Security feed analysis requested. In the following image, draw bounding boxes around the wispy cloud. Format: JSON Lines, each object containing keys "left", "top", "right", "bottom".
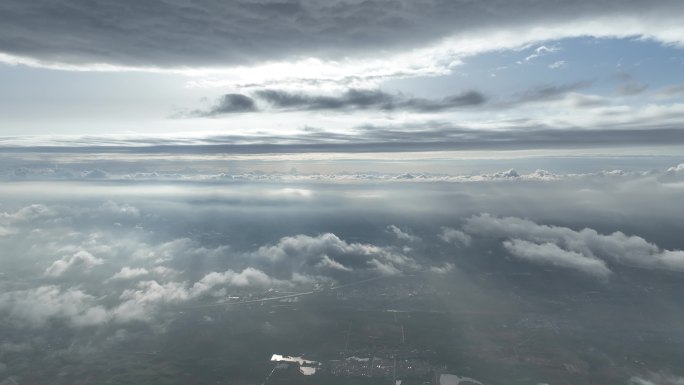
{"left": 548, "top": 60, "right": 566, "bottom": 69}
{"left": 616, "top": 73, "right": 649, "bottom": 96}
{"left": 525, "top": 45, "right": 560, "bottom": 62}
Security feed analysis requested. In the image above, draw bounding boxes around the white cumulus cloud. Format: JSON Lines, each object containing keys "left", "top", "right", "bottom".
{"left": 44, "top": 250, "right": 104, "bottom": 277}
{"left": 386, "top": 225, "right": 421, "bottom": 242}
{"left": 503, "top": 238, "right": 611, "bottom": 278}
{"left": 0, "top": 285, "right": 109, "bottom": 327}
{"left": 462, "top": 214, "right": 684, "bottom": 275}
{"left": 109, "top": 267, "right": 149, "bottom": 281}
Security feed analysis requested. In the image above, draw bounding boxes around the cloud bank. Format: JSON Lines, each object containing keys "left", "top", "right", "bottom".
{"left": 0, "top": 200, "right": 437, "bottom": 328}
{"left": 462, "top": 214, "right": 684, "bottom": 277}
{"left": 3, "top": 126, "right": 684, "bottom": 154}
{"left": 0, "top": 0, "right": 683, "bottom": 74}
{"left": 251, "top": 233, "right": 419, "bottom": 277}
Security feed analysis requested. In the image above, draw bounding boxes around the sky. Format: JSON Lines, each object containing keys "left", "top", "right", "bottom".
{"left": 0, "top": 0, "right": 682, "bottom": 154}
{"left": 2, "top": 2, "right": 684, "bottom": 384}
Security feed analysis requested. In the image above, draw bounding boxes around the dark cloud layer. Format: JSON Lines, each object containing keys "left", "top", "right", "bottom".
{"left": 201, "top": 93, "right": 257, "bottom": 115}
{"left": 192, "top": 81, "right": 605, "bottom": 116}
{"left": 257, "top": 89, "right": 393, "bottom": 111}
{"left": 2, "top": 127, "right": 683, "bottom": 154}
{"left": 255, "top": 89, "right": 486, "bottom": 112}
{"left": 196, "top": 88, "right": 486, "bottom": 115}
{"left": 0, "top": 0, "right": 681, "bottom": 67}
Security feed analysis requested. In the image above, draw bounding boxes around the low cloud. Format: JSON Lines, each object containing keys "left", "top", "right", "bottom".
{"left": 44, "top": 250, "right": 104, "bottom": 277}
{"left": 0, "top": 202, "right": 439, "bottom": 327}
{"left": 1, "top": 169, "right": 683, "bottom": 330}
{"left": 1, "top": 204, "right": 58, "bottom": 223}
{"left": 629, "top": 373, "right": 684, "bottom": 385}
{"left": 462, "top": 214, "right": 684, "bottom": 275}
{"left": 0, "top": 286, "right": 109, "bottom": 328}
{"left": 190, "top": 267, "right": 279, "bottom": 292}
{"left": 503, "top": 238, "right": 611, "bottom": 278}
{"left": 109, "top": 267, "right": 149, "bottom": 281}
{"left": 428, "top": 263, "right": 455, "bottom": 274}
{"left": 2, "top": 266, "right": 286, "bottom": 326}
{"left": 252, "top": 233, "right": 419, "bottom": 278}
{"left": 316, "top": 255, "right": 353, "bottom": 272}
{"left": 386, "top": 225, "right": 421, "bottom": 243}
{"left": 113, "top": 267, "right": 285, "bottom": 322}
{"left": 439, "top": 227, "right": 472, "bottom": 247}
{"left": 666, "top": 163, "right": 684, "bottom": 173}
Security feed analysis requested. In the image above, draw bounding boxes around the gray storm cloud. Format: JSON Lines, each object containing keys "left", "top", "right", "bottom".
{"left": 0, "top": 1, "right": 682, "bottom": 68}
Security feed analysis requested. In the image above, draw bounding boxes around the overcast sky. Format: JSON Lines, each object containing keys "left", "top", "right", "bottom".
{"left": 0, "top": 0, "right": 682, "bottom": 153}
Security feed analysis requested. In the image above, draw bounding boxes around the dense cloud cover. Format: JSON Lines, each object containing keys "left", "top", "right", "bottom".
{"left": 0, "top": 196, "right": 431, "bottom": 328}
{"left": 1, "top": 157, "right": 684, "bottom": 330}
{"left": 0, "top": 0, "right": 683, "bottom": 69}
{"left": 0, "top": 152, "right": 682, "bottom": 383}
{"left": 4, "top": 127, "right": 684, "bottom": 154}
